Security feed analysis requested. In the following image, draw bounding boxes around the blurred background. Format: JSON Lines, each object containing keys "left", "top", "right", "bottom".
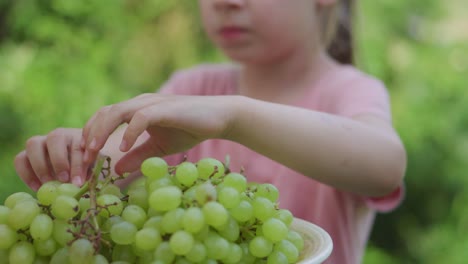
{"left": 0, "top": 0, "right": 467, "bottom": 263}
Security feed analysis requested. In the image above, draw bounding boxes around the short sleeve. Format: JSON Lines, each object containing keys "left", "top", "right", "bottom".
{"left": 334, "top": 78, "right": 392, "bottom": 122}
{"left": 363, "top": 185, "right": 405, "bottom": 213}
{"left": 332, "top": 75, "right": 404, "bottom": 212}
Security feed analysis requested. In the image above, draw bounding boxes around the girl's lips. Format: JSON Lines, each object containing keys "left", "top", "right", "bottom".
{"left": 218, "top": 26, "right": 248, "bottom": 40}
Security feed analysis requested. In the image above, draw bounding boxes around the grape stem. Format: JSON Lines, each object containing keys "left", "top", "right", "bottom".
{"left": 88, "top": 156, "right": 107, "bottom": 230}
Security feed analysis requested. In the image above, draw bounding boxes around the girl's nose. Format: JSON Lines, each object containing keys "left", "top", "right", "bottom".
{"left": 213, "top": 0, "right": 245, "bottom": 11}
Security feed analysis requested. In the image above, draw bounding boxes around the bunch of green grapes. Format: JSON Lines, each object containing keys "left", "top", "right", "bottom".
{"left": 0, "top": 156, "right": 305, "bottom": 264}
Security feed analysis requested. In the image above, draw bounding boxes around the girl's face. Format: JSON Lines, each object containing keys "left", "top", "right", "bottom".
{"left": 199, "top": 0, "right": 331, "bottom": 64}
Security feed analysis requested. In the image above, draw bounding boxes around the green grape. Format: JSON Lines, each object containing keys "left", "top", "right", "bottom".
{"left": 249, "top": 236, "right": 273, "bottom": 258}
{"left": 147, "top": 207, "right": 163, "bottom": 218}
{"left": 267, "top": 251, "right": 289, "bottom": 264}
{"left": 175, "top": 161, "right": 199, "bottom": 187}
{"left": 4, "top": 192, "right": 33, "bottom": 209}
{"left": 135, "top": 228, "right": 161, "bottom": 251}
{"left": 149, "top": 186, "right": 182, "bottom": 212}
{"left": 203, "top": 232, "right": 229, "bottom": 260}
{"left": 222, "top": 243, "right": 243, "bottom": 263}
{"left": 193, "top": 224, "right": 210, "bottom": 241}
{"left": 229, "top": 200, "right": 254, "bottom": 222}
{"left": 223, "top": 172, "right": 247, "bottom": 192}
{"left": 8, "top": 198, "right": 40, "bottom": 230}
{"left": 53, "top": 219, "right": 75, "bottom": 247}
{"left": 274, "top": 240, "right": 299, "bottom": 263}
{"left": 100, "top": 183, "right": 123, "bottom": 197}
{"left": 94, "top": 254, "right": 110, "bottom": 264}
{"left": 127, "top": 176, "right": 146, "bottom": 190}
{"left": 0, "top": 205, "right": 10, "bottom": 224}
{"left": 218, "top": 186, "right": 240, "bottom": 209}
{"left": 36, "top": 181, "right": 60, "bottom": 205}
{"left": 34, "top": 238, "right": 57, "bottom": 256}
{"left": 169, "top": 230, "right": 194, "bottom": 255}
{"left": 143, "top": 216, "right": 163, "bottom": 230}
{"left": 196, "top": 157, "right": 225, "bottom": 180}
{"left": 256, "top": 183, "right": 279, "bottom": 202}
{"left": 174, "top": 257, "right": 192, "bottom": 264}
{"left": 127, "top": 185, "right": 149, "bottom": 210}
{"left": 154, "top": 242, "right": 176, "bottom": 263}
{"left": 195, "top": 181, "right": 217, "bottom": 205}
{"left": 33, "top": 256, "right": 50, "bottom": 264}
{"left": 182, "top": 186, "right": 197, "bottom": 207}
{"left": 57, "top": 183, "right": 80, "bottom": 197}
{"left": 252, "top": 197, "right": 275, "bottom": 222}
{"left": 136, "top": 251, "right": 154, "bottom": 263}
{"left": 0, "top": 250, "right": 7, "bottom": 263}
{"left": 185, "top": 241, "right": 207, "bottom": 262}
{"left": 217, "top": 216, "right": 239, "bottom": 242}
{"left": 121, "top": 205, "right": 147, "bottom": 229}
{"left": 199, "top": 259, "right": 218, "bottom": 264}
{"left": 102, "top": 215, "right": 124, "bottom": 235}
{"left": 79, "top": 196, "right": 91, "bottom": 214}
{"left": 203, "top": 201, "right": 228, "bottom": 228}
{"left": 111, "top": 221, "right": 137, "bottom": 245}
{"left": 147, "top": 176, "right": 174, "bottom": 193}
{"left": 97, "top": 194, "right": 124, "bottom": 217}
{"left": 182, "top": 207, "right": 205, "bottom": 233}
{"left": 9, "top": 241, "right": 35, "bottom": 264}
{"left": 30, "top": 214, "right": 54, "bottom": 241}
{"left": 275, "top": 209, "right": 294, "bottom": 226}
{"left": 286, "top": 230, "right": 305, "bottom": 252}
{"left": 262, "top": 218, "right": 288, "bottom": 242}
{"left": 50, "top": 247, "right": 69, "bottom": 264}
{"left": 0, "top": 224, "right": 18, "bottom": 249}
{"left": 112, "top": 244, "right": 137, "bottom": 262}
{"left": 161, "top": 208, "right": 185, "bottom": 234}
{"left": 51, "top": 195, "right": 80, "bottom": 220}
{"left": 240, "top": 242, "right": 256, "bottom": 264}
{"left": 69, "top": 238, "right": 94, "bottom": 264}
{"left": 141, "top": 157, "right": 168, "bottom": 180}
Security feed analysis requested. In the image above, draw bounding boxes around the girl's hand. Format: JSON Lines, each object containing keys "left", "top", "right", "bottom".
{"left": 14, "top": 128, "right": 90, "bottom": 190}
{"left": 81, "top": 93, "right": 241, "bottom": 175}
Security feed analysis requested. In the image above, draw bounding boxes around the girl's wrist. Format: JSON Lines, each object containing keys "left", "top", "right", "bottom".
{"left": 222, "top": 95, "right": 254, "bottom": 142}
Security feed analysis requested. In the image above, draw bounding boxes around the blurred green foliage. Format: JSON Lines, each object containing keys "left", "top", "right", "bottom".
{"left": 1, "top": 0, "right": 467, "bottom": 263}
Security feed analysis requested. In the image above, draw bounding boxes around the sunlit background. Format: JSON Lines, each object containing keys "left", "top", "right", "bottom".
{"left": 1, "top": 0, "right": 467, "bottom": 263}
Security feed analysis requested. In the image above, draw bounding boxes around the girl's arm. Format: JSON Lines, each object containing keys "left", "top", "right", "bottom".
{"left": 226, "top": 97, "right": 406, "bottom": 197}
{"left": 81, "top": 94, "right": 406, "bottom": 197}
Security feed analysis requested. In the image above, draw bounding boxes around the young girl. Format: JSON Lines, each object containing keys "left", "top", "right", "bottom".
{"left": 14, "top": 0, "right": 407, "bottom": 263}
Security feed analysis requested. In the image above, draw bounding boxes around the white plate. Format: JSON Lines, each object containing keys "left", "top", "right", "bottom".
{"left": 291, "top": 218, "right": 333, "bottom": 264}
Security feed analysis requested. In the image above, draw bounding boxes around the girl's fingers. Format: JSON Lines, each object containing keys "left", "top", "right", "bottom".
{"left": 70, "top": 137, "right": 86, "bottom": 186}
{"left": 120, "top": 109, "right": 155, "bottom": 152}
{"left": 46, "top": 129, "right": 72, "bottom": 183}
{"left": 14, "top": 151, "right": 42, "bottom": 191}
{"left": 115, "top": 138, "right": 167, "bottom": 175}
{"left": 25, "top": 136, "right": 55, "bottom": 183}
{"left": 84, "top": 94, "right": 162, "bottom": 161}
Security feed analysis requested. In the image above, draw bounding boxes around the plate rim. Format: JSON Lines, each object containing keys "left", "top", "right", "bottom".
{"left": 292, "top": 217, "right": 334, "bottom": 264}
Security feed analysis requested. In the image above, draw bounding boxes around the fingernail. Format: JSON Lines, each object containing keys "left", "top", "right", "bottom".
{"left": 72, "top": 176, "right": 83, "bottom": 186}
{"left": 120, "top": 140, "right": 127, "bottom": 151}
{"left": 58, "top": 171, "right": 69, "bottom": 182}
{"left": 89, "top": 138, "right": 97, "bottom": 150}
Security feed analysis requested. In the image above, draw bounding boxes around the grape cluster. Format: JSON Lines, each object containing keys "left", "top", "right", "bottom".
{"left": 0, "top": 156, "right": 304, "bottom": 263}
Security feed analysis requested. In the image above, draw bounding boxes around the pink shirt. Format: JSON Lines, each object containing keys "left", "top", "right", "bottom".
{"left": 159, "top": 64, "right": 404, "bottom": 264}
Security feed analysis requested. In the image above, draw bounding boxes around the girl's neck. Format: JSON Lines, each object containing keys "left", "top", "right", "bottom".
{"left": 237, "top": 49, "right": 339, "bottom": 104}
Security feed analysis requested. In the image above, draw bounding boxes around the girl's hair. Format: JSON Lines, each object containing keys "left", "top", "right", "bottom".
{"left": 321, "top": 0, "right": 355, "bottom": 65}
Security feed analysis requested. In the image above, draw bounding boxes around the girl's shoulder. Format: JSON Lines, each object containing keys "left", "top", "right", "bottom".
{"left": 159, "top": 63, "right": 240, "bottom": 95}
{"left": 318, "top": 65, "right": 391, "bottom": 119}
